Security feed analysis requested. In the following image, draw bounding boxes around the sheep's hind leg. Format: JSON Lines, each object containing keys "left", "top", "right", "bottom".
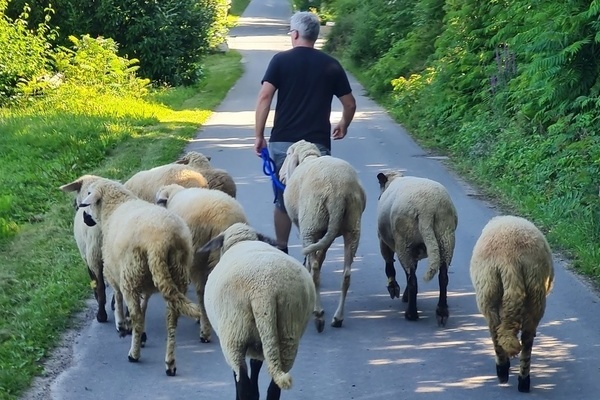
{"left": 164, "top": 302, "right": 180, "bottom": 376}
{"left": 436, "top": 261, "right": 449, "bottom": 326}
{"left": 250, "top": 359, "right": 263, "bottom": 399}
{"left": 196, "top": 264, "right": 213, "bottom": 343}
{"left": 488, "top": 319, "right": 510, "bottom": 384}
{"left": 332, "top": 230, "right": 359, "bottom": 328}
{"left": 139, "top": 294, "right": 149, "bottom": 347}
{"left": 122, "top": 291, "right": 144, "bottom": 363}
{"left": 308, "top": 249, "right": 327, "bottom": 333}
{"left": 112, "top": 290, "right": 129, "bottom": 336}
{"left": 379, "top": 240, "right": 399, "bottom": 299}
{"left": 233, "top": 360, "right": 259, "bottom": 400}
{"left": 397, "top": 251, "right": 418, "bottom": 320}
{"left": 518, "top": 329, "right": 535, "bottom": 392}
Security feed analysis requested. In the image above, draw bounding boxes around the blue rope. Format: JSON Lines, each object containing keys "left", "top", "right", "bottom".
{"left": 261, "top": 147, "right": 286, "bottom": 203}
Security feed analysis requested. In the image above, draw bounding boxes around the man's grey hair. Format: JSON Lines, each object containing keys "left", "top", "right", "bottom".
{"left": 290, "top": 11, "right": 320, "bottom": 42}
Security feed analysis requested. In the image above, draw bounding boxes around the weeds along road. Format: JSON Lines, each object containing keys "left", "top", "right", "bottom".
{"left": 24, "top": 0, "right": 600, "bottom": 399}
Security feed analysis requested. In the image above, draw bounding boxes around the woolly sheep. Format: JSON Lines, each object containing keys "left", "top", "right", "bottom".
{"left": 279, "top": 140, "right": 366, "bottom": 333}
{"left": 175, "top": 151, "right": 237, "bottom": 198}
{"left": 123, "top": 163, "right": 209, "bottom": 202}
{"left": 470, "top": 215, "right": 554, "bottom": 393}
{"left": 199, "top": 222, "right": 316, "bottom": 400}
{"left": 75, "top": 176, "right": 202, "bottom": 376}
{"left": 60, "top": 175, "right": 108, "bottom": 324}
{"left": 376, "top": 170, "right": 458, "bottom": 326}
{"left": 155, "top": 184, "right": 249, "bottom": 343}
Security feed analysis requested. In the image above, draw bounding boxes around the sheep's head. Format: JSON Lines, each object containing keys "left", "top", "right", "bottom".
{"left": 175, "top": 151, "right": 212, "bottom": 170}
{"left": 78, "top": 179, "right": 130, "bottom": 226}
{"left": 197, "top": 222, "right": 280, "bottom": 255}
{"left": 155, "top": 184, "right": 185, "bottom": 207}
{"left": 377, "top": 170, "right": 405, "bottom": 199}
{"left": 60, "top": 175, "right": 105, "bottom": 210}
{"left": 279, "top": 140, "right": 321, "bottom": 184}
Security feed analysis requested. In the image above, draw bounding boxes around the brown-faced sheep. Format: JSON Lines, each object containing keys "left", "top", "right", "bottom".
{"left": 155, "top": 184, "right": 248, "bottom": 343}
{"left": 199, "top": 222, "right": 315, "bottom": 400}
{"left": 279, "top": 140, "right": 366, "bottom": 333}
{"left": 376, "top": 170, "right": 458, "bottom": 326}
{"left": 175, "top": 151, "right": 237, "bottom": 198}
{"left": 470, "top": 215, "right": 554, "bottom": 393}
{"left": 76, "top": 177, "right": 202, "bottom": 376}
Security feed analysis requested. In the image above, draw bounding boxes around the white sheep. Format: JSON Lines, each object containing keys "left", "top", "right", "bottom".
{"left": 155, "top": 184, "right": 249, "bottom": 343}
{"left": 60, "top": 174, "right": 108, "bottom": 324}
{"left": 75, "top": 176, "right": 202, "bottom": 376}
{"left": 198, "top": 222, "right": 315, "bottom": 400}
{"left": 279, "top": 140, "right": 366, "bottom": 332}
{"left": 123, "top": 163, "right": 209, "bottom": 202}
{"left": 470, "top": 215, "right": 554, "bottom": 393}
{"left": 376, "top": 170, "right": 458, "bottom": 326}
{"left": 175, "top": 151, "right": 237, "bottom": 198}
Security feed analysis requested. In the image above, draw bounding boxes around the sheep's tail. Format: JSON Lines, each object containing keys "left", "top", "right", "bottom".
{"left": 301, "top": 199, "right": 345, "bottom": 256}
{"left": 496, "top": 263, "right": 526, "bottom": 357}
{"left": 147, "top": 248, "right": 202, "bottom": 321}
{"left": 252, "top": 296, "right": 292, "bottom": 390}
{"left": 420, "top": 214, "right": 442, "bottom": 282}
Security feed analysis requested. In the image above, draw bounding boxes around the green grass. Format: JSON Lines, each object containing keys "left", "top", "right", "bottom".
{"left": 227, "top": 0, "right": 251, "bottom": 26}
{"left": 0, "top": 49, "right": 243, "bottom": 400}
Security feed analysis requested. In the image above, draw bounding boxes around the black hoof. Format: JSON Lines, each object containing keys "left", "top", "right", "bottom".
{"left": 436, "top": 307, "right": 449, "bottom": 327}
{"left": 200, "top": 337, "right": 210, "bottom": 343}
{"left": 118, "top": 327, "right": 129, "bottom": 338}
{"left": 387, "top": 281, "right": 400, "bottom": 299}
{"left": 518, "top": 375, "right": 530, "bottom": 392}
{"left": 165, "top": 361, "right": 177, "bottom": 376}
{"left": 141, "top": 332, "right": 147, "bottom": 348}
{"left": 331, "top": 318, "right": 343, "bottom": 328}
{"left": 496, "top": 360, "right": 510, "bottom": 383}
{"left": 315, "top": 318, "right": 325, "bottom": 333}
{"left": 128, "top": 355, "right": 139, "bottom": 363}
{"left": 404, "top": 310, "right": 419, "bottom": 321}
{"left": 96, "top": 309, "right": 108, "bottom": 323}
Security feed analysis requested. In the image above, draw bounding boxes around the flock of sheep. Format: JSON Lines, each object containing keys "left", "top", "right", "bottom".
{"left": 59, "top": 140, "right": 555, "bottom": 398}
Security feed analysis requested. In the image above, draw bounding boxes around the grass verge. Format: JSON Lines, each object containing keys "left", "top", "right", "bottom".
{"left": 0, "top": 50, "right": 243, "bottom": 400}
{"left": 227, "top": 0, "right": 251, "bottom": 26}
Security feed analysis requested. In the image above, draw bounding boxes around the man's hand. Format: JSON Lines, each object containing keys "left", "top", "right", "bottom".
{"left": 254, "top": 137, "right": 267, "bottom": 156}
{"left": 332, "top": 123, "right": 347, "bottom": 140}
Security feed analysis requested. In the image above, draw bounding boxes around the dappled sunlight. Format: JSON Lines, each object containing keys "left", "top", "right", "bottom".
{"left": 369, "top": 357, "right": 424, "bottom": 366}
{"left": 439, "top": 375, "right": 498, "bottom": 389}
{"left": 540, "top": 317, "right": 579, "bottom": 328}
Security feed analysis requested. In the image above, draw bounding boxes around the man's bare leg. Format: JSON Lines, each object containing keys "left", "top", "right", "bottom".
{"left": 274, "top": 207, "right": 291, "bottom": 254}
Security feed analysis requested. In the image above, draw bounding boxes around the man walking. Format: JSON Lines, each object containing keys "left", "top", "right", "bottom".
{"left": 254, "top": 11, "right": 357, "bottom": 254}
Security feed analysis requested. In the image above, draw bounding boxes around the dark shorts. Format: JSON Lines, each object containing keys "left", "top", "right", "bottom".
{"left": 269, "top": 141, "right": 330, "bottom": 212}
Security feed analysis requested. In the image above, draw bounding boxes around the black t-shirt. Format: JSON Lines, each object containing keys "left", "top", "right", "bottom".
{"left": 261, "top": 46, "right": 352, "bottom": 150}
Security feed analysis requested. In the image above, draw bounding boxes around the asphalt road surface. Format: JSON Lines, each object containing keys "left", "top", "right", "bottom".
{"left": 26, "top": 0, "right": 600, "bottom": 399}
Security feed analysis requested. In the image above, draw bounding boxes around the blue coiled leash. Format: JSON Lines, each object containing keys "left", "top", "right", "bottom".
{"left": 261, "top": 147, "right": 286, "bottom": 203}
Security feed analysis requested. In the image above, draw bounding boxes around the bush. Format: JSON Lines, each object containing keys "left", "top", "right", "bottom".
{"left": 0, "top": 2, "right": 54, "bottom": 104}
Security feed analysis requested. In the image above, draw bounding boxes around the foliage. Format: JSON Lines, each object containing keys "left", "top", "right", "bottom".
{"left": 327, "top": 0, "right": 600, "bottom": 279}
{"left": 0, "top": 50, "right": 243, "bottom": 399}
{"left": 0, "top": 2, "right": 55, "bottom": 104}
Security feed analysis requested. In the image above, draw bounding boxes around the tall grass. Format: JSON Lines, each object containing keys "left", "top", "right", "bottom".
{"left": 0, "top": 50, "right": 243, "bottom": 400}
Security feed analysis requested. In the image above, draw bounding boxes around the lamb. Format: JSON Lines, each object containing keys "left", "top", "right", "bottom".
{"left": 470, "top": 215, "right": 554, "bottom": 393}
{"left": 279, "top": 140, "right": 366, "bottom": 332}
{"left": 155, "top": 184, "right": 249, "bottom": 343}
{"left": 123, "top": 162, "right": 209, "bottom": 202}
{"left": 175, "top": 151, "right": 237, "bottom": 198}
{"left": 198, "top": 222, "right": 316, "bottom": 400}
{"left": 74, "top": 176, "right": 202, "bottom": 376}
{"left": 60, "top": 175, "right": 108, "bottom": 324}
{"left": 376, "top": 170, "right": 458, "bottom": 326}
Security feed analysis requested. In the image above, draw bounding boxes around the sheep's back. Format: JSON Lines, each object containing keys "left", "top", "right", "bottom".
{"left": 205, "top": 241, "right": 315, "bottom": 341}
{"left": 470, "top": 216, "right": 554, "bottom": 294}
{"left": 124, "top": 165, "right": 208, "bottom": 202}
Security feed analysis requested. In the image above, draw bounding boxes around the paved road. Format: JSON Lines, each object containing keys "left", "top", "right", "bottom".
{"left": 34, "top": 0, "right": 600, "bottom": 399}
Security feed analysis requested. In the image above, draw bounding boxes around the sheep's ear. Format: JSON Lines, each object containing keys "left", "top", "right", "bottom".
{"left": 256, "top": 233, "right": 280, "bottom": 247}
{"left": 60, "top": 179, "right": 82, "bottom": 193}
{"left": 280, "top": 150, "right": 299, "bottom": 184}
{"left": 377, "top": 172, "right": 388, "bottom": 186}
{"left": 206, "top": 155, "right": 211, "bottom": 161}
{"left": 79, "top": 187, "right": 101, "bottom": 208}
{"left": 197, "top": 235, "right": 225, "bottom": 253}
{"left": 155, "top": 189, "right": 168, "bottom": 207}
{"left": 174, "top": 158, "right": 189, "bottom": 165}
